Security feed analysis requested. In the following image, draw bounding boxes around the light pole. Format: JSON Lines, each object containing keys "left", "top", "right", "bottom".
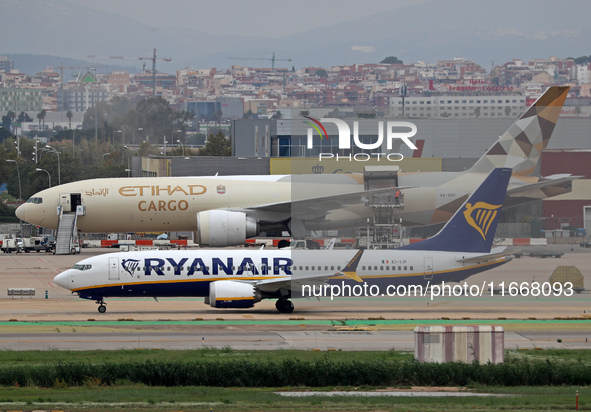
{"left": 125, "top": 168, "right": 132, "bottom": 177}
{"left": 44, "top": 145, "right": 61, "bottom": 185}
{"left": 34, "top": 136, "right": 39, "bottom": 163}
{"left": 124, "top": 146, "right": 139, "bottom": 174}
{"left": 102, "top": 152, "right": 110, "bottom": 164}
{"left": 36, "top": 168, "right": 51, "bottom": 188}
{"left": 177, "top": 139, "right": 185, "bottom": 156}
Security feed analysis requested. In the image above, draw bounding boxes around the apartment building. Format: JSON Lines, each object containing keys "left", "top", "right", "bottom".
{"left": 389, "top": 94, "right": 526, "bottom": 118}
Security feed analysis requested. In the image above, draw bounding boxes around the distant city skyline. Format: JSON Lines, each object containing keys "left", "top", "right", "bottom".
{"left": 3, "top": 0, "right": 590, "bottom": 71}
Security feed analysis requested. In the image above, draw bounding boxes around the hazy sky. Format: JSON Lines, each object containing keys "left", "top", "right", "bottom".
{"left": 67, "top": 0, "right": 431, "bottom": 37}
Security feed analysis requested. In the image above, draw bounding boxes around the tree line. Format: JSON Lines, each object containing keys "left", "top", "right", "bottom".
{"left": 1, "top": 96, "right": 231, "bottom": 203}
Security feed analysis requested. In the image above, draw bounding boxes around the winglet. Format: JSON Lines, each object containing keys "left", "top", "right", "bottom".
{"left": 339, "top": 250, "right": 364, "bottom": 282}
{"left": 324, "top": 238, "right": 336, "bottom": 250}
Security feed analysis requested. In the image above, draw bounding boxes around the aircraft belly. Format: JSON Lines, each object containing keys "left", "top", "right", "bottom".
{"left": 78, "top": 280, "right": 210, "bottom": 298}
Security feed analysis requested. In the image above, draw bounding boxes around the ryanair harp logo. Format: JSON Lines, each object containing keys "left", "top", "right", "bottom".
{"left": 121, "top": 259, "right": 140, "bottom": 277}
{"left": 463, "top": 202, "right": 501, "bottom": 241}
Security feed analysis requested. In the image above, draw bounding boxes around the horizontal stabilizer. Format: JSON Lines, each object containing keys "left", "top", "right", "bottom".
{"left": 507, "top": 175, "right": 581, "bottom": 199}
{"left": 457, "top": 252, "right": 512, "bottom": 265}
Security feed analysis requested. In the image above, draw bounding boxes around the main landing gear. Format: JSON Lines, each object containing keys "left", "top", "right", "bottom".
{"left": 96, "top": 298, "right": 107, "bottom": 313}
{"left": 275, "top": 298, "right": 294, "bottom": 313}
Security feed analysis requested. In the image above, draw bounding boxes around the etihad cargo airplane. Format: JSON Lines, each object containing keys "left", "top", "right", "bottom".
{"left": 17, "top": 87, "right": 574, "bottom": 246}
{"left": 54, "top": 168, "right": 513, "bottom": 314}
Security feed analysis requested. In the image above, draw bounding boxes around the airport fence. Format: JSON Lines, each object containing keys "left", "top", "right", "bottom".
{"left": 0, "top": 358, "right": 590, "bottom": 387}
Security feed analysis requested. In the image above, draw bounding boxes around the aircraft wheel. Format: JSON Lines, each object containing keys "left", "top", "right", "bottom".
{"left": 98, "top": 305, "right": 107, "bottom": 314}
{"left": 275, "top": 299, "right": 294, "bottom": 314}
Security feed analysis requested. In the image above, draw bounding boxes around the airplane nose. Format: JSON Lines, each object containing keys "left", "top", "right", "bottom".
{"left": 54, "top": 271, "right": 70, "bottom": 289}
{"left": 15, "top": 203, "right": 25, "bottom": 220}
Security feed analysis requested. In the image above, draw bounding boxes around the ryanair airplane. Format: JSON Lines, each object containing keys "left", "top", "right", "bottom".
{"left": 54, "top": 168, "right": 513, "bottom": 314}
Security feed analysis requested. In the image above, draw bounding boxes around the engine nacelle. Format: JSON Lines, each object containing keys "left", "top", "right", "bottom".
{"left": 208, "top": 280, "right": 262, "bottom": 309}
{"left": 196, "top": 210, "right": 259, "bottom": 246}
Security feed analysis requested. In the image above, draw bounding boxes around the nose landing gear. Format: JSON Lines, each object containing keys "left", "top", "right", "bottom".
{"left": 96, "top": 298, "right": 107, "bottom": 313}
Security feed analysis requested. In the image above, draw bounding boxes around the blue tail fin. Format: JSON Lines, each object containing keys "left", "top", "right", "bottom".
{"left": 398, "top": 168, "right": 512, "bottom": 253}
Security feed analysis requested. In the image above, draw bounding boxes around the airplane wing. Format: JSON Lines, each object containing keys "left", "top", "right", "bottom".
{"left": 254, "top": 250, "right": 364, "bottom": 293}
{"left": 242, "top": 187, "right": 411, "bottom": 220}
{"left": 506, "top": 175, "right": 580, "bottom": 200}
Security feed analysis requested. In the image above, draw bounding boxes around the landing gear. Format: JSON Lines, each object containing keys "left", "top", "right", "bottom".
{"left": 96, "top": 298, "right": 107, "bottom": 313}
{"left": 275, "top": 298, "right": 294, "bottom": 313}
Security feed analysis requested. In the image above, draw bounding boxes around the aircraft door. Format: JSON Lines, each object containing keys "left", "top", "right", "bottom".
{"left": 59, "top": 193, "right": 82, "bottom": 213}
{"left": 108, "top": 257, "right": 120, "bottom": 280}
{"left": 59, "top": 193, "right": 72, "bottom": 212}
{"left": 423, "top": 257, "right": 433, "bottom": 280}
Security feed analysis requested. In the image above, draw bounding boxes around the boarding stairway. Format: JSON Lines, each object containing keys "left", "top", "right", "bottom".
{"left": 358, "top": 166, "right": 404, "bottom": 249}
{"left": 55, "top": 206, "right": 81, "bottom": 255}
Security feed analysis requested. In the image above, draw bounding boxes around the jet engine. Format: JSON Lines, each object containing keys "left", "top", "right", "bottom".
{"left": 196, "top": 210, "right": 259, "bottom": 246}
{"left": 208, "top": 280, "right": 262, "bottom": 309}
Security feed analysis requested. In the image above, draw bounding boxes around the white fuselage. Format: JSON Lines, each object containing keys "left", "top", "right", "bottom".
{"left": 54, "top": 249, "right": 508, "bottom": 300}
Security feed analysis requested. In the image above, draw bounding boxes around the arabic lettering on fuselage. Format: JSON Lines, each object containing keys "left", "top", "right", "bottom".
{"left": 85, "top": 188, "right": 109, "bottom": 197}
{"left": 122, "top": 256, "right": 293, "bottom": 277}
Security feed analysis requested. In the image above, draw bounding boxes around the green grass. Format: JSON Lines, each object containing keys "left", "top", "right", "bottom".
{"left": 0, "top": 347, "right": 413, "bottom": 366}
{"left": 0, "top": 385, "right": 587, "bottom": 411}
{"left": 0, "top": 349, "right": 590, "bottom": 411}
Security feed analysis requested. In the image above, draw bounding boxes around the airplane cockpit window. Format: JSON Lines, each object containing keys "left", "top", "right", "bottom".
{"left": 72, "top": 264, "right": 91, "bottom": 271}
{"left": 26, "top": 197, "right": 43, "bottom": 204}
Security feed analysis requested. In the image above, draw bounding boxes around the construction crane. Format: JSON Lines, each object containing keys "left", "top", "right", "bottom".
{"left": 228, "top": 52, "right": 292, "bottom": 72}
{"left": 45, "top": 63, "right": 106, "bottom": 84}
{"left": 88, "top": 48, "right": 171, "bottom": 95}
